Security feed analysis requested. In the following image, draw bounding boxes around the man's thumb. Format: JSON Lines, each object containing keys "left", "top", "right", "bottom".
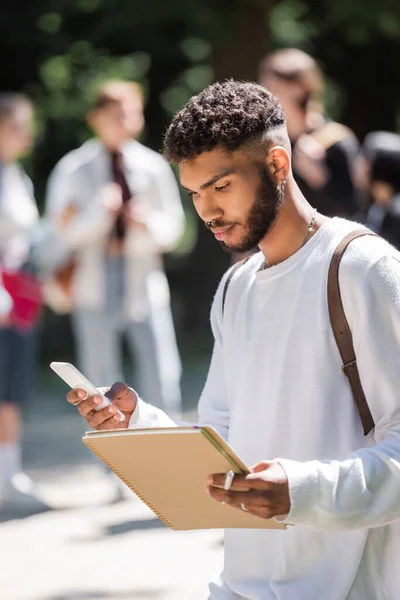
{"left": 105, "top": 382, "right": 136, "bottom": 411}
{"left": 249, "top": 460, "right": 275, "bottom": 474}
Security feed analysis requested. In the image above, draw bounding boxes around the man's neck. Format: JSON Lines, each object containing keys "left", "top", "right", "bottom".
{"left": 258, "top": 182, "right": 329, "bottom": 267}
{"left": 100, "top": 139, "right": 132, "bottom": 153}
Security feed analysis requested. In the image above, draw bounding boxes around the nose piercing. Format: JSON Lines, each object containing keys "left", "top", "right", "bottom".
{"left": 207, "top": 220, "right": 216, "bottom": 228}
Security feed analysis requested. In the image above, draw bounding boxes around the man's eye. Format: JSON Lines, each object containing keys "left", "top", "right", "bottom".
{"left": 215, "top": 183, "right": 229, "bottom": 192}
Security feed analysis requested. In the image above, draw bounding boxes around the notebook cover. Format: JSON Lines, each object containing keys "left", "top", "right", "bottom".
{"left": 82, "top": 426, "right": 286, "bottom": 531}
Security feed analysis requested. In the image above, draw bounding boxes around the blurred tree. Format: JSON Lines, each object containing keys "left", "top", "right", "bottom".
{"left": 2, "top": 0, "right": 400, "bottom": 337}
{"left": 0, "top": 0, "right": 273, "bottom": 333}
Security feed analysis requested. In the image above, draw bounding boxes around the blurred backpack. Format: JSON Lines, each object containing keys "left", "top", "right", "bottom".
{"left": 30, "top": 205, "right": 77, "bottom": 315}
{"left": 1, "top": 260, "right": 43, "bottom": 330}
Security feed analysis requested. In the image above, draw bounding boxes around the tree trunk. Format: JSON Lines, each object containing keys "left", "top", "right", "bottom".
{"left": 211, "top": 1, "right": 273, "bottom": 81}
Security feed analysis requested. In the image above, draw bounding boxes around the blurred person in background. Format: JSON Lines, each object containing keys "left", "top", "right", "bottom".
{"left": 259, "top": 48, "right": 360, "bottom": 219}
{"left": 0, "top": 284, "right": 12, "bottom": 319}
{"left": 0, "top": 93, "right": 48, "bottom": 513}
{"left": 355, "top": 131, "right": 400, "bottom": 249}
{"left": 45, "top": 81, "right": 184, "bottom": 417}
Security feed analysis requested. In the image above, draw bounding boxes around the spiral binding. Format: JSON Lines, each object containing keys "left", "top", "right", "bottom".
{"left": 84, "top": 440, "right": 173, "bottom": 528}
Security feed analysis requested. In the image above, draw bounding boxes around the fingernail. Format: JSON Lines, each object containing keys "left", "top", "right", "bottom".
{"left": 207, "top": 476, "right": 213, "bottom": 485}
{"left": 113, "top": 415, "right": 120, "bottom": 421}
{"left": 108, "top": 406, "right": 114, "bottom": 413}
{"left": 93, "top": 397, "right": 102, "bottom": 405}
{"left": 77, "top": 390, "right": 86, "bottom": 399}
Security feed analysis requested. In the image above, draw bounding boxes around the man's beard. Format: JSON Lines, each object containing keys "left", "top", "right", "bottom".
{"left": 218, "top": 165, "right": 283, "bottom": 254}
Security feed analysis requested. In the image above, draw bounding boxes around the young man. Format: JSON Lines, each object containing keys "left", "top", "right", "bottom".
{"left": 45, "top": 80, "right": 184, "bottom": 416}
{"left": 67, "top": 81, "right": 400, "bottom": 599}
{"left": 258, "top": 48, "right": 360, "bottom": 219}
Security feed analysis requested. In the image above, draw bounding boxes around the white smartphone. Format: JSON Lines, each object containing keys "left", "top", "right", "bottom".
{"left": 50, "top": 361, "right": 125, "bottom": 422}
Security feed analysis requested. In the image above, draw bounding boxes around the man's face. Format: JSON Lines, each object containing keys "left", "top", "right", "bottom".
{"left": 0, "top": 103, "right": 33, "bottom": 161}
{"left": 89, "top": 94, "right": 144, "bottom": 149}
{"left": 180, "top": 147, "right": 282, "bottom": 254}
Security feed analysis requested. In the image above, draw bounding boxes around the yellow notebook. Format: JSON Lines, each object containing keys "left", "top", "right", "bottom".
{"left": 82, "top": 426, "right": 286, "bottom": 531}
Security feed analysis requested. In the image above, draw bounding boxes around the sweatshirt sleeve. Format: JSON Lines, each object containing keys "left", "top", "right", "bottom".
{"left": 278, "top": 253, "right": 400, "bottom": 530}
{"left": 141, "top": 159, "right": 185, "bottom": 252}
{"left": 128, "top": 396, "right": 177, "bottom": 429}
{"left": 128, "top": 268, "right": 233, "bottom": 440}
{"left": 196, "top": 269, "right": 233, "bottom": 441}
{"left": 45, "top": 160, "right": 115, "bottom": 251}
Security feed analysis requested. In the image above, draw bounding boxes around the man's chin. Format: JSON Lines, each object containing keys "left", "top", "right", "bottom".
{"left": 218, "top": 240, "right": 257, "bottom": 255}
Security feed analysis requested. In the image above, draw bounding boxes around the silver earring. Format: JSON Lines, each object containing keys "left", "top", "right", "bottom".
{"left": 280, "top": 176, "right": 287, "bottom": 201}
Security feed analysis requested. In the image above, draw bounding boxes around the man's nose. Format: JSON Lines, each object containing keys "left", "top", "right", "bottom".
{"left": 196, "top": 197, "right": 223, "bottom": 225}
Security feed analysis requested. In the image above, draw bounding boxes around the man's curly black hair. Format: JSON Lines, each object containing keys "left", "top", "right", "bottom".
{"left": 163, "top": 80, "right": 287, "bottom": 163}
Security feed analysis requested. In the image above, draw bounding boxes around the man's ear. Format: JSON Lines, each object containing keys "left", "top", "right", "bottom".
{"left": 265, "top": 146, "right": 290, "bottom": 186}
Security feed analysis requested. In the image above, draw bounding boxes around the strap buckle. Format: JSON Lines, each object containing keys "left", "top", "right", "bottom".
{"left": 341, "top": 359, "right": 357, "bottom": 374}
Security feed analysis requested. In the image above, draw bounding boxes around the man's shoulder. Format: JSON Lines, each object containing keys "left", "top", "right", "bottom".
{"left": 386, "top": 194, "right": 400, "bottom": 220}
{"left": 219, "top": 252, "right": 263, "bottom": 296}
{"left": 211, "top": 253, "right": 262, "bottom": 325}
{"left": 312, "top": 121, "right": 358, "bottom": 151}
{"left": 335, "top": 220, "right": 400, "bottom": 286}
{"left": 52, "top": 139, "right": 100, "bottom": 175}
{"left": 127, "top": 140, "right": 169, "bottom": 170}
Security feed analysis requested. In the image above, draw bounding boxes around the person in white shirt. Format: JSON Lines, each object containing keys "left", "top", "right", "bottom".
{"left": 45, "top": 81, "right": 184, "bottom": 416}
{"left": 0, "top": 93, "right": 49, "bottom": 514}
{"left": 66, "top": 81, "right": 400, "bottom": 599}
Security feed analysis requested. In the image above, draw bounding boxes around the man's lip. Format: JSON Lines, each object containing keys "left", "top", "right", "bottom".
{"left": 212, "top": 225, "right": 234, "bottom": 240}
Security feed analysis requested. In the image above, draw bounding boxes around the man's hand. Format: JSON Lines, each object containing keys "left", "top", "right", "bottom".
{"left": 99, "top": 182, "right": 124, "bottom": 214}
{"left": 66, "top": 381, "right": 137, "bottom": 430}
{"left": 124, "top": 202, "right": 151, "bottom": 231}
{"left": 0, "top": 313, "right": 10, "bottom": 328}
{"left": 207, "top": 460, "right": 290, "bottom": 520}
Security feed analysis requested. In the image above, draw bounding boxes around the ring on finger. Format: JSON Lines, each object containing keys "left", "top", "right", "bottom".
{"left": 224, "top": 470, "right": 235, "bottom": 491}
{"left": 240, "top": 502, "right": 248, "bottom": 512}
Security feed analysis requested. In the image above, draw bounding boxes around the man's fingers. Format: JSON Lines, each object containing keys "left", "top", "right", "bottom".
{"left": 87, "top": 405, "right": 121, "bottom": 428}
{"left": 241, "top": 504, "right": 275, "bottom": 520}
{"left": 208, "top": 473, "right": 268, "bottom": 490}
{"left": 208, "top": 473, "right": 247, "bottom": 488}
{"left": 66, "top": 388, "right": 87, "bottom": 406}
{"left": 207, "top": 486, "right": 273, "bottom": 506}
{"left": 207, "top": 487, "right": 278, "bottom": 520}
{"left": 76, "top": 395, "right": 104, "bottom": 417}
{"left": 92, "top": 414, "right": 123, "bottom": 430}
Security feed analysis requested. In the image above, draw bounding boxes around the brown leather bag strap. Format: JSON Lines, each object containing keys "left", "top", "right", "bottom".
{"left": 327, "top": 230, "right": 378, "bottom": 435}
{"left": 222, "top": 257, "right": 250, "bottom": 315}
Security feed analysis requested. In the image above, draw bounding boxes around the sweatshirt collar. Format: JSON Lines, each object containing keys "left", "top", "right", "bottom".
{"left": 255, "top": 218, "right": 338, "bottom": 282}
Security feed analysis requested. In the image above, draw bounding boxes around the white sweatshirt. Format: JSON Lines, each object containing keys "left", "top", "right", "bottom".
{"left": 129, "top": 217, "right": 400, "bottom": 600}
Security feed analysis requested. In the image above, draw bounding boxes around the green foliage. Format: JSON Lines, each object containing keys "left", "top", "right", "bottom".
{"left": 3, "top": 0, "right": 400, "bottom": 328}
{"left": 3, "top": 0, "right": 400, "bottom": 201}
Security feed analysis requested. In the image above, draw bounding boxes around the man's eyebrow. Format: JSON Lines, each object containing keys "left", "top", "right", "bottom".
{"left": 181, "top": 168, "right": 235, "bottom": 193}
